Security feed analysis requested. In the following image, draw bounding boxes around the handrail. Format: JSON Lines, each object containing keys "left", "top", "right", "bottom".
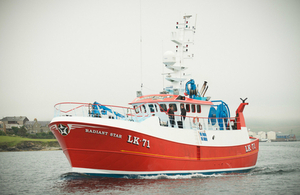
{"left": 53, "top": 102, "right": 242, "bottom": 131}
{"left": 55, "top": 104, "right": 87, "bottom": 114}
{"left": 54, "top": 102, "right": 134, "bottom": 115}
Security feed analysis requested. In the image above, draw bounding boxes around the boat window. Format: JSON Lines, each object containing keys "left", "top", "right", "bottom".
{"left": 142, "top": 105, "right": 146, "bottom": 113}
{"left": 149, "top": 104, "right": 155, "bottom": 113}
{"left": 191, "top": 104, "right": 195, "bottom": 113}
{"left": 197, "top": 105, "right": 201, "bottom": 113}
{"left": 186, "top": 104, "right": 190, "bottom": 112}
{"left": 169, "top": 103, "right": 177, "bottom": 112}
{"left": 159, "top": 104, "right": 167, "bottom": 112}
{"left": 154, "top": 104, "right": 158, "bottom": 112}
{"left": 133, "top": 105, "right": 139, "bottom": 114}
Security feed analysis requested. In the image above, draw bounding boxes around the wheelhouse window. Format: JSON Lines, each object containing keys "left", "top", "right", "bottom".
{"left": 191, "top": 104, "right": 195, "bottom": 113}
{"left": 133, "top": 105, "right": 139, "bottom": 113}
{"left": 148, "top": 104, "right": 155, "bottom": 113}
{"left": 140, "top": 105, "right": 146, "bottom": 113}
{"left": 169, "top": 103, "right": 177, "bottom": 112}
{"left": 186, "top": 104, "right": 190, "bottom": 112}
{"left": 159, "top": 104, "right": 167, "bottom": 112}
{"left": 154, "top": 104, "right": 158, "bottom": 112}
{"left": 197, "top": 105, "right": 201, "bottom": 113}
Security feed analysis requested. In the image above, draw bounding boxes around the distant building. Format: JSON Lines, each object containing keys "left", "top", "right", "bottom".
{"left": 0, "top": 116, "right": 29, "bottom": 130}
{"left": 289, "top": 134, "right": 297, "bottom": 141}
{"left": 257, "top": 131, "right": 266, "bottom": 140}
{"left": 248, "top": 130, "right": 297, "bottom": 142}
{"left": 248, "top": 131, "right": 257, "bottom": 137}
{"left": 267, "top": 131, "right": 276, "bottom": 140}
{"left": 0, "top": 121, "right": 6, "bottom": 133}
{"left": 276, "top": 133, "right": 296, "bottom": 141}
{"left": 24, "top": 118, "right": 50, "bottom": 134}
{"left": 276, "top": 133, "right": 290, "bottom": 141}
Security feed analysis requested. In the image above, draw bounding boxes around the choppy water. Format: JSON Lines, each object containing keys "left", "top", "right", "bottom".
{"left": 0, "top": 142, "right": 299, "bottom": 194}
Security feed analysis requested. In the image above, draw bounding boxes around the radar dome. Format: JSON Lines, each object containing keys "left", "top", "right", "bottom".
{"left": 163, "top": 51, "right": 176, "bottom": 66}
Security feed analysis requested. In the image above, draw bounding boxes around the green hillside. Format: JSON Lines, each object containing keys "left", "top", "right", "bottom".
{"left": 0, "top": 136, "right": 59, "bottom": 151}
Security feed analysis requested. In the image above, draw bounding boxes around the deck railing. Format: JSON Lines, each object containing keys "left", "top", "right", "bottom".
{"left": 167, "top": 114, "right": 237, "bottom": 130}
{"left": 53, "top": 102, "right": 241, "bottom": 131}
{"left": 54, "top": 102, "right": 136, "bottom": 120}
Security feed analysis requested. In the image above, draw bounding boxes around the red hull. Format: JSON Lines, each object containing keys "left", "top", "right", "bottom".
{"left": 50, "top": 120, "right": 259, "bottom": 176}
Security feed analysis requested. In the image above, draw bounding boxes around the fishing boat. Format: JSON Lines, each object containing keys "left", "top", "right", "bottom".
{"left": 49, "top": 14, "right": 259, "bottom": 178}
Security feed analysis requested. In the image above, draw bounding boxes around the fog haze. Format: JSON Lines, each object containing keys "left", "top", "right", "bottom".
{"left": 1, "top": 0, "right": 299, "bottom": 133}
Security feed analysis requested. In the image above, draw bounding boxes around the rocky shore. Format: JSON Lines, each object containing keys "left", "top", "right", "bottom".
{"left": 0, "top": 141, "right": 61, "bottom": 152}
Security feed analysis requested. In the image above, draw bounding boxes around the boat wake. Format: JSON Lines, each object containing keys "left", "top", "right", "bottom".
{"left": 59, "top": 171, "right": 249, "bottom": 180}
{"left": 59, "top": 172, "right": 94, "bottom": 180}
{"left": 59, "top": 165, "right": 300, "bottom": 181}
{"left": 249, "top": 165, "right": 300, "bottom": 176}
{"left": 55, "top": 166, "right": 300, "bottom": 194}
{"left": 55, "top": 172, "right": 248, "bottom": 194}
{"left": 137, "top": 173, "right": 229, "bottom": 179}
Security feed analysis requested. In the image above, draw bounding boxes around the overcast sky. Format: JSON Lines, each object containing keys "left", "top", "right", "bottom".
{"left": 0, "top": 0, "right": 299, "bottom": 132}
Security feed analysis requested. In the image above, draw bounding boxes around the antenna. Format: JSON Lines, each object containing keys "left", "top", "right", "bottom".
{"left": 194, "top": 14, "right": 197, "bottom": 30}
{"left": 240, "top": 98, "right": 248, "bottom": 103}
{"left": 162, "top": 40, "right": 165, "bottom": 90}
{"left": 140, "top": 0, "right": 143, "bottom": 92}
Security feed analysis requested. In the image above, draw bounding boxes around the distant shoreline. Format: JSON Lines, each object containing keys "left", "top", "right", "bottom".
{"left": 259, "top": 140, "right": 300, "bottom": 142}
{"left": 0, "top": 147, "right": 61, "bottom": 152}
{"left": 0, "top": 136, "right": 60, "bottom": 152}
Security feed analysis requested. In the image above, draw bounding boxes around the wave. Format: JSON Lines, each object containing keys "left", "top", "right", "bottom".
{"left": 137, "top": 173, "right": 228, "bottom": 180}
{"left": 249, "top": 166, "right": 300, "bottom": 176}
{"left": 59, "top": 171, "right": 247, "bottom": 180}
{"left": 59, "top": 172, "right": 96, "bottom": 180}
{"left": 59, "top": 164, "right": 300, "bottom": 181}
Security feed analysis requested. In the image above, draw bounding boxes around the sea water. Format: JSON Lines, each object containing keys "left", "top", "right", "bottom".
{"left": 0, "top": 142, "right": 299, "bottom": 195}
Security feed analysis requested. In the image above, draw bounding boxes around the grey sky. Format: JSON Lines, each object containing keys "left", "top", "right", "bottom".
{"left": 1, "top": 0, "right": 300, "bottom": 133}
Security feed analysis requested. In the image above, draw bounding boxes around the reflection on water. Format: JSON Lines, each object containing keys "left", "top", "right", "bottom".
{"left": 55, "top": 172, "right": 250, "bottom": 194}
{"left": 57, "top": 173, "right": 171, "bottom": 194}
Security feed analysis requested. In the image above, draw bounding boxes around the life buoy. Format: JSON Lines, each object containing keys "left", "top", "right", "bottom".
{"left": 193, "top": 117, "right": 196, "bottom": 124}
{"left": 193, "top": 117, "right": 199, "bottom": 124}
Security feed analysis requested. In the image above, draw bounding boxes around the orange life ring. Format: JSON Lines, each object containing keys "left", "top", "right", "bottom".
{"left": 193, "top": 117, "right": 200, "bottom": 125}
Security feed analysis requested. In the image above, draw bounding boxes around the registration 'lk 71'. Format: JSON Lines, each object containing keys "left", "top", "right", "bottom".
{"left": 245, "top": 143, "right": 256, "bottom": 153}
{"left": 127, "top": 135, "right": 150, "bottom": 148}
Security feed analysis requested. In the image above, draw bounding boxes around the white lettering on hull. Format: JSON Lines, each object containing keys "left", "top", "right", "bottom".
{"left": 85, "top": 129, "right": 122, "bottom": 139}
{"left": 245, "top": 143, "right": 256, "bottom": 153}
{"left": 110, "top": 133, "right": 122, "bottom": 139}
{"left": 127, "top": 135, "right": 150, "bottom": 148}
{"left": 85, "top": 129, "right": 108, "bottom": 135}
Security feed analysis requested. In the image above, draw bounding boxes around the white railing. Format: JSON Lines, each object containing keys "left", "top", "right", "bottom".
{"left": 54, "top": 102, "right": 137, "bottom": 121}
{"left": 53, "top": 102, "right": 240, "bottom": 131}
{"left": 170, "top": 114, "right": 236, "bottom": 131}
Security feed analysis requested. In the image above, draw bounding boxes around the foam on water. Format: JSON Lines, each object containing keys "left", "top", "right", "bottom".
{"left": 137, "top": 173, "right": 227, "bottom": 180}
{"left": 60, "top": 171, "right": 251, "bottom": 180}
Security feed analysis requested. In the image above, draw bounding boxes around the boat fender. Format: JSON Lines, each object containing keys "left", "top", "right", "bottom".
{"left": 199, "top": 123, "right": 202, "bottom": 130}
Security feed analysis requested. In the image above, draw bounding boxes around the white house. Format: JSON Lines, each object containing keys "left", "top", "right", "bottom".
{"left": 267, "top": 131, "right": 276, "bottom": 140}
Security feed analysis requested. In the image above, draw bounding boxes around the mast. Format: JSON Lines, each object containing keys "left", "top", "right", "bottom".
{"left": 162, "top": 14, "right": 196, "bottom": 95}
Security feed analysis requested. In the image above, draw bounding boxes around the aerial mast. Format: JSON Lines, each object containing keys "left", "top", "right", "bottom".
{"left": 162, "top": 14, "right": 196, "bottom": 95}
